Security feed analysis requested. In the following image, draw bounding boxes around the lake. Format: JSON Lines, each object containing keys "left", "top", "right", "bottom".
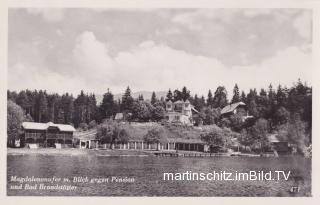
{"left": 7, "top": 152, "right": 311, "bottom": 196}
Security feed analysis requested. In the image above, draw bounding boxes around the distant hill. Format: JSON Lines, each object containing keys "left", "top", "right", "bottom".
{"left": 96, "top": 91, "right": 167, "bottom": 105}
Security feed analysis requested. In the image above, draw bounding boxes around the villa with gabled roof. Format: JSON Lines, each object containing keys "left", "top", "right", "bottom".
{"left": 164, "top": 100, "right": 198, "bottom": 125}
{"left": 220, "top": 102, "right": 253, "bottom": 121}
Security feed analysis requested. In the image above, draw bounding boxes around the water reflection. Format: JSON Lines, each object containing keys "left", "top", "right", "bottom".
{"left": 7, "top": 154, "right": 311, "bottom": 196}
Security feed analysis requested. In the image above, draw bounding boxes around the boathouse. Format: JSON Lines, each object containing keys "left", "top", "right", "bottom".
{"left": 21, "top": 122, "right": 75, "bottom": 148}
{"left": 101, "top": 138, "right": 208, "bottom": 152}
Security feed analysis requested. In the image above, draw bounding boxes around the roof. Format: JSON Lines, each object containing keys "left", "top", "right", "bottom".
{"left": 22, "top": 122, "right": 76, "bottom": 132}
{"left": 173, "top": 100, "right": 184, "bottom": 104}
{"left": 74, "top": 130, "right": 97, "bottom": 140}
{"left": 115, "top": 113, "right": 124, "bottom": 120}
{"left": 221, "top": 102, "right": 246, "bottom": 115}
{"left": 191, "top": 107, "right": 199, "bottom": 113}
{"left": 267, "top": 134, "right": 280, "bottom": 143}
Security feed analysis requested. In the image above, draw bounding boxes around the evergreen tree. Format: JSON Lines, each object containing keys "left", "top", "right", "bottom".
{"left": 138, "top": 94, "right": 144, "bottom": 101}
{"left": 166, "top": 89, "right": 173, "bottom": 101}
{"left": 173, "top": 89, "right": 182, "bottom": 102}
{"left": 181, "top": 86, "right": 190, "bottom": 101}
{"left": 16, "top": 90, "right": 32, "bottom": 115}
{"left": 61, "top": 93, "right": 74, "bottom": 124}
{"left": 36, "top": 90, "right": 48, "bottom": 122}
{"left": 193, "top": 94, "right": 200, "bottom": 111}
{"left": 207, "top": 90, "right": 214, "bottom": 108}
{"left": 199, "top": 95, "right": 206, "bottom": 109}
{"left": 213, "top": 86, "right": 228, "bottom": 108}
{"left": 151, "top": 91, "right": 157, "bottom": 105}
{"left": 276, "top": 85, "right": 287, "bottom": 106}
{"left": 240, "top": 91, "right": 246, "bottom": 103}
{"left": 73, "top": 90, "right": 87, "bottom": 127}
{"left": 100, "top": 89, "right": 115, "bottom": 119}
{"left": 121, "top": 86, "right": 134, "bottom": 113}
{"left": 231, "top": 84, "right": 240, "bottom": 103}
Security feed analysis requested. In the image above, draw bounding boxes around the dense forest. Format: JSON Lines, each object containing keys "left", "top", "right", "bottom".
{"left": 7, "top": 79, "right": 312, "bottom": 153}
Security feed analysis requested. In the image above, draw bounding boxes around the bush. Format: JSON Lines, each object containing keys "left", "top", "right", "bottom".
{"left": 88, "top": 120, "right": 97, "bottom": 129}
{"left": 143, "top": 127, "right": 167, "bottom": 144}
{"left": 78, "top": 122, "right": 88, "bottom": 131}
{"left": 7, "top": 100, "right": 25, "bottom": 147}
{"left": 96, "top": 120, "right": 129, "bottom": 148}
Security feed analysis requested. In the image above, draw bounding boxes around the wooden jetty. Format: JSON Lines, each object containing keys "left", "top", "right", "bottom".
{"left": 153, "top": 151, "right": 227, "bottom": 157}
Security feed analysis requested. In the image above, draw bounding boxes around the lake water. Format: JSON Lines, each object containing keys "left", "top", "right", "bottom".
{"left": 7, "top": 153, "right": 311, "bottom": 196}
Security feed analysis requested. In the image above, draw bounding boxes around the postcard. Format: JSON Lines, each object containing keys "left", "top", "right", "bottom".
{"left": 2, "top": 0, "right": 320, "bottom": 203}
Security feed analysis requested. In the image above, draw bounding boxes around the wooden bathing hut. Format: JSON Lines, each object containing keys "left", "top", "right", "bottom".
{"left": 21, "top": 122, "right": 75, "bottom": 148}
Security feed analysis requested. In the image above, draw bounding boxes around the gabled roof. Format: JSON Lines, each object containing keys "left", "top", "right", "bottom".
{"left": 267, "top": 134, "right": 280, "bottom": 143}
{"left": 173, "top": 100, "right": 184, "bottom": 104}
{"left": 221, "top": 102, "right": 246, "bottom": 115}
{"left": 22, "top": 122, "right": 76, "bottom": 132}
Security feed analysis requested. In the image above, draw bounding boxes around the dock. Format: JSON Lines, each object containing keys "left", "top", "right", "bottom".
{"left": 153, "top": 151, "right": 228, "bottom": 157}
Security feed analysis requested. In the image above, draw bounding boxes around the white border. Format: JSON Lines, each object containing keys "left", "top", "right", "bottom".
{"left": 1, "top": 0, "right": 320, "bottom": 204}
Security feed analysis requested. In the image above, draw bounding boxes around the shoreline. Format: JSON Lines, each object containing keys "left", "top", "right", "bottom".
{"left": 6, "top": 148, "right": 289, "bottom": 158}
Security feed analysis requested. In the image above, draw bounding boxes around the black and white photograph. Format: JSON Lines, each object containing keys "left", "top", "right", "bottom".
{"left": 6, "top": 5, "right": 314, "bottom": 197}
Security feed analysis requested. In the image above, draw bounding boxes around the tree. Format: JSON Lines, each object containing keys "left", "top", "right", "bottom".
{"left": 7, "top": 100, "right": 25, "bottom": 147}
{"left": 61, "top": 93, "right": 74, "bottom": 124}
{"left": 240, "top": 91, "right": 247, "bottom": 104}
{"left": 247, "top": 118, "right": 269, "bottom": 152}
{"left": 276, "top": 85, "right": 287, "bottom": 107}
{"left": 199, "top": 107, "right": 220, "bottom": 125}
{"left": 152, "top": 105, "right": 165, "bottom": 121}
{"left": 151, "top": 91, "right": 157, "bottom": 105}
{"left": 88, "top": 120, "right": 97, "bottom": 129}
{"left": 200, "top": 127, "right": 225, "bottom": 147}
{"left": 207, "top": 90, "right": 214, "bottom": 108}
{"left": 166, "top": 89, "right": 173, "bottom": 101}
{"left": 193, "top": 94, "right": 201, "bottom": 111}
{"left": 237, "top": 130, "right": 255, "bottom": 151}
{"left": 121, "top": 86, "right": 134, "bottom": 113}
{"left": 173, "top": 89, "right": 182, "bottom": 102}
{"left": 16, "top": 90, "right": 32, "bottom": 115}
{"left": 131, "top": 100, "right": 152, "bottom": 122}
{"left": 36, "top": 90, "right": 48, "bottom": 122}
{"left": 230, "top": 114, "right": 244, "bottom": 132}
{"left": 143, "top": 127, "right": 167, "bottom": 149}
{"left": 73, "top": 90, "right": 87, "bottom": 126}
{"left": 96, "top": 120, "right": 129, "bottom": 148}
{"left": 138, "top": 94, "right": 144, "bottom": 101}
{"left": 100, "top": 89, "right": 115, "bottom": 119}
{"left": 213, "top": 86, "right": 228, "bottom": 108}
{"left": 231, "top": 84, "right": 240, "bottom": 103}
{"left": 198, "top": 95, "right": 206, "bottom": 110}
{"left": 181, "top": 86, "right": 190, "bottom": 101}
{"left": 274, "top": 106, "right": 290, "bottom": 125}
{"left": 286, "top": 114, "right": 310, "bottom": 154}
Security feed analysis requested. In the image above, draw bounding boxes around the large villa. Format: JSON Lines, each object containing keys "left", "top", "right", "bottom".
{"left": 164, "top": 100, "right": 199, "bottom": 125}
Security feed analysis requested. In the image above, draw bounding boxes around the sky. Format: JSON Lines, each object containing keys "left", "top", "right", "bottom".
{"left": 8, "top": 8, "right": 313, "bottom": 98}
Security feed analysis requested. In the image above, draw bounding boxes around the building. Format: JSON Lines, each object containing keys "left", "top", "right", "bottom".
{"left": 267, "top": 134, "right": 296, "bottom": 155}
{"left": 101, "top": 138, "right": 208, "bottom": 152}
{"left": 220, "top": 102, "right": 253, "bottom": 121}
{"left": 74, "top": 130, "right": 99, "bottom": 149}
{"left": 114, "top": 113, "right": 124, "bottom": 121}
{"left": 21, "top": 122, "right": 75, "bottom": 148}
{"left": 164, "top": 100, "right": 199, "bottom": 125}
